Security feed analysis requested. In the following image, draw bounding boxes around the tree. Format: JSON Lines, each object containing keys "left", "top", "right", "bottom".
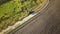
{"left": 33, "top": 0, "right": 37, "bottom": 3}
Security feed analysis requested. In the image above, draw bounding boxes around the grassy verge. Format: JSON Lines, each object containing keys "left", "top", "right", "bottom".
{"left": 0, "top": 0, "right": 43, "bottom": 32}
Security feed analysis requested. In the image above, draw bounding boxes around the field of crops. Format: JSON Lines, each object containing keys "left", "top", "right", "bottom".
{"left": 0, "top": 0, "right": 43, "bottom": 32}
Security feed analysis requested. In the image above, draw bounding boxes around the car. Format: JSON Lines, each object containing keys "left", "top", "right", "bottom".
{"left": 29, "top": 11, "right": 35, "bottom": 15}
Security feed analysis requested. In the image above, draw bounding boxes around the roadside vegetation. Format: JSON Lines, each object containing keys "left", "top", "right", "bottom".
{"left": 0, "top": 0, "right": 43, "bottom": 32}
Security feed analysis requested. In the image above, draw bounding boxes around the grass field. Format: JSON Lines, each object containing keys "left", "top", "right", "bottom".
{"left": 0, "top": 0, "right": 43, "bottom": 32}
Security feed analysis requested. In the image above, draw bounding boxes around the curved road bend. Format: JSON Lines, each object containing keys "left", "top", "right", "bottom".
{"left": 8, "top": 0, "right": 60, "bottom": 34}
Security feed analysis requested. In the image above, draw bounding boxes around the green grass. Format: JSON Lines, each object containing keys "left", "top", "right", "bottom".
{"left": 0, "top": 0, "right": 42, "bottom": 32}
